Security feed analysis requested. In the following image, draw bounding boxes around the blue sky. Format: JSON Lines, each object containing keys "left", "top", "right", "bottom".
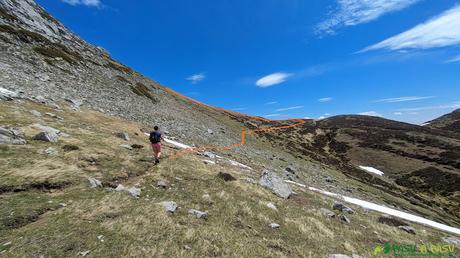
{"left": 37, "top": 0, "right": 460, "bottom": 124}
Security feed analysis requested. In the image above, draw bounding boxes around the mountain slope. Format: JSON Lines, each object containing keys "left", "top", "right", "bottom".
{"left": 426, "top": 108, "right": 460, "bottom": 132}
{"left": 1, "top": 1, "right": 460, "bottom": 257}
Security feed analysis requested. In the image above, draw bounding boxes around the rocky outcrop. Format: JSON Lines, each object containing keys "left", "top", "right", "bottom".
{"left": 0, "top": 127, "right": 26, "bottom": 145}
{"left": 259, "top": 170, "right": 292, "bottom": 199}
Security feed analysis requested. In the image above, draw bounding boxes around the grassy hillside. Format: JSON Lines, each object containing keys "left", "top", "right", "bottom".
{"left": 0, "top": 100, "right": 457, "bottom": 257}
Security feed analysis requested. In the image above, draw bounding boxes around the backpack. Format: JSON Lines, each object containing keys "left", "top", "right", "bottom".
{"left": 149, "top": 131, "right": 161, "bottom": 144}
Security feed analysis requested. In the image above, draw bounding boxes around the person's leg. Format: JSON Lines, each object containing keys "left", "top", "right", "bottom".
{"left": 151, "top": 144, "right": 158, "bottom": 162}
{"left": 153, "top": 143, "right": 161, "bottom": 164}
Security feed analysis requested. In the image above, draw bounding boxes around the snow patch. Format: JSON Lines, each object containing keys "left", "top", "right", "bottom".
{"left": 359, "top": 166, "right": 384, "bottom": 176}
{"left": 285, "top": 180, "right": 460, "bottom": 236}
{"left": 164, "top": 138, "right": 192, "bottom": 149}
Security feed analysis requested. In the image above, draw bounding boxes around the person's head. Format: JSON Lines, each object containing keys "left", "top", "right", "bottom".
{"left": 154, "top": 126, "right": 159, "bottom": 131}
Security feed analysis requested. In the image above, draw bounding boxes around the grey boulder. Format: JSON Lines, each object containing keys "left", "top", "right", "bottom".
{"left": 159, "top": 201, "right": 177, "bottom": 213}
{"left": 320, "top": 208, "right": 336, "bottom": 218}
{"left": 259, "top": 170, "right": 292, "bottom": 199}
{"left": 188, "top": 209, "right": 208, "bottom": 219}
{"left": 88, "top": 178, "right": 102, "bottom": 188}
{"left": 33, "top": 131, "right": 59, "bottom": 143}
{"left": 332, "top": 202, "right": 354, "bottom": 214}
{"left": 269, "top": 223, "right": 280, "bottom": 229}
{"left": 0, "top": 127, "right": 26, "bottom": 145}
{"left": 0, "top": 87, "right": 18, "bottom": 100}
{"left": 115, "top": 132, "right": 130, "bottom": 141}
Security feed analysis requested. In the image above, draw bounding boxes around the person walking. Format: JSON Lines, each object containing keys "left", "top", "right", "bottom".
{"left": 149, "top": 126, "right": 163, "bottom": 164}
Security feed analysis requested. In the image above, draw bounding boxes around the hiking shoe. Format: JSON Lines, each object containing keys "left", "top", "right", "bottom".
{"left": 155, "top": 158, "right": 160, "bottom": 164}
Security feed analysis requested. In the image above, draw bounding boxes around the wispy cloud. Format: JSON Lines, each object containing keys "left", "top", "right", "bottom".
{"left": 393, "top": 112, "right": 403, "bottom": 115}
{"left": 358, "top": 111, "right": 383, "bottom": 117}
{"left": 375, "top": 96, "right": 434, "bottom": 103}
{"left": 397, "top": 102, "right": 460, "bottom": 112}
{"left": 275, "top": 106, "right": 304, "bottom": 112}
{"left": 256, "top": 72, "right": 292, "bottom": 88}
{"left": 186, "top": 73, "right": 205, "bottom": 84}
{"left": 61, "top": 0, "right": 101, "bottom": 7}
{"left": 265, "top": 101, "right": 278, "bottom": 105}
{"left": 446, "top": 54, "right": 460, "bottom": 63}
{"left": 264, "top": 114, "right": 281, "bottom": 118}
{"left": 361, "top": 5, "right": 460, "bottom": 52}
{"left": 318, "top": 97, "right": 333, "bottom": 102}
{"left": 231, "top": 107, "right": 246, "bottom": 111}
{"left": 316, "top": 0, "right": 419, "bottom": 35}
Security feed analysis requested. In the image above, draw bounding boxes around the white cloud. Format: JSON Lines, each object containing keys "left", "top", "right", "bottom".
{"left": 358, "top": 111, "right": 383, "bottom": 117}
{"left": 186, "top": 73, "right": 205, "bottom": 84}
{"left": 275, "top": 106, "right": 304, "bottom": 112}
{"left": 265, "top": 101, "right": 278, "bottom": 105}
{"left": 361, "top": 5, "right": 460, "bottom": 52}
{"left": 256, "top": 72, "right": 292, "bottom": 88}
{"left": 316, "top": 0, "right": 419, "bottom": 35}
{"left": 393, "top": 112, "right": 403, "bottom": 115}
{"left": 446, "top": 54, "right": 460, "bottom": 63}
{"left": 61, "top": 0, "right": 101, "bottom": 7}
{"left": 264, "top": 114, "right": 281, "bottom": 118}
{"left": 375, "top": 96, "right": 434, "bottom": 103}
{"left": 318, "top": 97, "right": 333, "bottom": 102}
{"left": 397, "top": 102, "right": 460, "bottom": 112}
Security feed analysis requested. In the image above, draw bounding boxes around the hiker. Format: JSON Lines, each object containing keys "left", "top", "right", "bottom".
{"left": 149, "top": 126, "right": 163, "bottom": 164}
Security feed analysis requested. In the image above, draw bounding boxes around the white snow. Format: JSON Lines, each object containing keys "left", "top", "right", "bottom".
{"left": 284, "top": 180, "right": 460, "bottom": 236}
{"left": 163, "top": 138, "right": 192, "bottom": 149}
{"left": 227, "top": 159, "right": 252, "bottom": 170}
{"left": 359, "top": 166, "right": 384, "bottom": 176}
{"left": 143, "top": 132, "right": 192, "bottom": 149}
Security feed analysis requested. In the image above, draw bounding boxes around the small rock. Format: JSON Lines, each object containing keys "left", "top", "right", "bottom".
{"left": 207, "top": 128, "right": 214, "bottom": 134}
{"left": 65, "top": 98, "right": 82, "bottom": 111}
{"left": 377, "top": 215, "right": 408, "bottom": 227}
{"left": 3, "top": 241, "right": 12, "bottom": 246}
{"left": 188, "top": 209, "right": 208, "bottom": 219}
{"left": 34, "top": 95, "right": 47, "bottom": 103}
{"left": 398, "top": 225, "right": 416, "bottom": 235}
{"left": 183, "top": 245, "right": 192, "bottom": 250}
{"left": 115, "top": 132, "right": 130, "bottom": 141}
{"left": 59, "top": 203, "right": 67, "bottom": 207}
{"left": 266, "top": 202, "right": 277, "bottom": 211}
{"left": 119, "top": 144, "right": 133, "bottom": 150}
{"left": 332, "top": 202, "right": 354, "bottom": 214}
{"left": 78, "top": 250, "right": 91, "bottom": 256}
{"left": 115, "top": 184, "right": 125, "bottom": 191}
{"left": 442, "top": 236, "right": 460, "bottom": 247}
{"left": 259, "top": 170, "right": 292, "bottom": 199}
{"left": 45, "top": 147, "right": 58, "bottom": 156}
{"left": 328, "top": 255, "right": 350, "bottom": 258}
{"left": 352, "top": 255, "right": 363, "bottom": 258}
{"left": 320, "top": 208, "right": 336, "bottom": 218}
{"left": 97, "top": 235, "right": 104, "bottom": 242}
{"left": 159, "top": 201, "right": 177, "bottom": 213}
{"left": 127, "top": 187, "right": 141, "bottom": 198}
{"left": 339, "top": 214, "right": 351, "bottom": 223}
{"left": 30, "top": 110, "right": 42, "bottom": 117}
{"left": 88, "top": 178, "right": 102, "bottom": 188}
{"left": 0, "top": 127, "right": 26, "bottom": 145}
{"left": 203, "top": 151, "right": 216, "bottom": 159}
{"left": 325, "top": 176, "right": 333, "bottom": 183}
{"left": 269, "top": 223, "right": 280, "bottom": 229}
{"left": 217, "top": 172, "right": 236, "bottom": 182}
{"left": 33, "top": 131, "right": 59, "bottom": 143}
{"left": 156, "top": 180, "right": 169, "bottom": 189}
